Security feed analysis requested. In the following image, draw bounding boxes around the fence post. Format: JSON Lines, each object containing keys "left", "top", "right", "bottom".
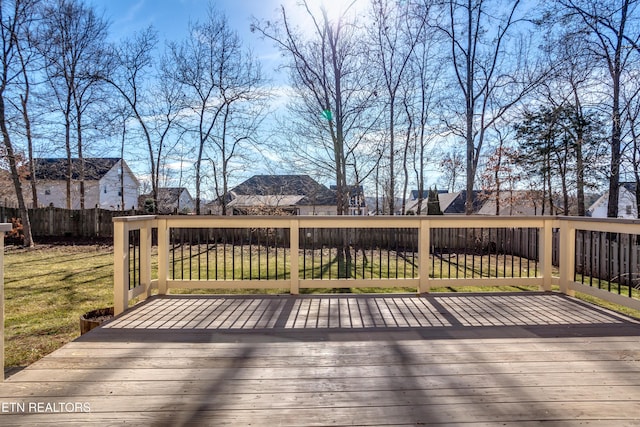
{"left": 558, "top": 218, "right": 576, "bottom": 296}
{"left": 48, "top": 206, "right": 54, "bottom": 236}
{"left": 539, "top": 219, "right": 554, "bottom": 292}
{"left": 95, "top": 206, "right": 100, "bottom": 237}
{"left": 1, "top": 223, "right": 13, "bottom": 380}
{"left": 418, "top": 219, "right": 431, "bottom": 294}
{"left": 290, "top": 218, "right": 299, "bottom": 294}
{"left": 113, "top": 220, "right": 129, "bottom": 315}
{"left": 157, "top": 218, "right": 169, "bottom": 295}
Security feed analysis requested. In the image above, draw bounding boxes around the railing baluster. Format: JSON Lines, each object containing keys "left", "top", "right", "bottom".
{"left": 258, "top": 228, "right": 261, "bottom": 280}
{"left": 206, "top": 229, "right": 210, "bottom": 280}
{"left": 628, "top": 233, "right": 633, "bottom": 297}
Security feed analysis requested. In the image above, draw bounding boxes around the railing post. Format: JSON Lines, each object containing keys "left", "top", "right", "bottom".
{"left": 558, "top": 218, "right": 576, "bottom": 296}
{"left": 113, "top": 220, "right": 129, "bottom": 315}
{"left": 139, "top": 219, "right": 152, "bottom": 301}
{"left": 290, "top": 218, "right": 299, "bottom": 294}
{"left": 418, "top": 219, "right": 431, "bottom": 294}
{"left": 1, "top": 223, "right": 11, "bottom": 381}
{"left": 157, "top": 218, "right": 169, "bottom": 295}
{"left": 539, "top": 219, "right": 554, "bottom": 292}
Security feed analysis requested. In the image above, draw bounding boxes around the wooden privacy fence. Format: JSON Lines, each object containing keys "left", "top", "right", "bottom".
{"left": 1, "top": 206, "right": 141, "bottom": 239}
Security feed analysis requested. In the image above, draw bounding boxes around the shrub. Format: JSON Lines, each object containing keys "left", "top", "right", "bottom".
{"left": 7, "top": 217, "right": 24, "bottom": 245}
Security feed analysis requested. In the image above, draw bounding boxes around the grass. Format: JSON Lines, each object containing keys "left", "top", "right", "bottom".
{"left": 4, "top": 245, "right": 114, "bottom": 370}
{"left": 3, "top": 244, "right": 640, "bottom": 372}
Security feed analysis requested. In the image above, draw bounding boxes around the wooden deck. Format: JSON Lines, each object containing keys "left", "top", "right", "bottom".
{"left": 2, "top": 292, "right": 640, "bottom": 426}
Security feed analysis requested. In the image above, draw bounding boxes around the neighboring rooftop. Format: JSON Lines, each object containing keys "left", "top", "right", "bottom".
{"left": 32, "top": 158, "right": 121, "bottom": 181}
{"left": 231, "top": 175, "right": 337, "bottom": 206}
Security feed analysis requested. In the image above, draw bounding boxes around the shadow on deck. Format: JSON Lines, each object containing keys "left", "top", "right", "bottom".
{"left": 3, "top": 292, "right": 640, "bottom": 426}
{"left": 85, "top": 292, "right": 640, "bottom": 343}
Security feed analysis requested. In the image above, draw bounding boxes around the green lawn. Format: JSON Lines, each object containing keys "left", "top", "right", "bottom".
{"left": 3, "top": 244, "right": 640, "bottom": 372}
{"left": 4, "top": 245, "right": 114, "bottom": 370}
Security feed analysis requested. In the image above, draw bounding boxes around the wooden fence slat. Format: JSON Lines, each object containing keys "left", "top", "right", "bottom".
{"left": 0, "top": 206, "right": 142, "bottom": 239}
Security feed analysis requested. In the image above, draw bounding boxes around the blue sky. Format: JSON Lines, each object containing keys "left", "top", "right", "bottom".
{"left": 90, "top": 0, "right": 368, "bottom": 66}
{"left": 90, "top": 0, "right": 283, "bottom": 64}
{"left": 92, "top": 0, "right": 277, "bottom": 40}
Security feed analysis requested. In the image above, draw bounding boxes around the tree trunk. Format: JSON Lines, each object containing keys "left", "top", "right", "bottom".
{"left": 76, "top": 106, "right": 85, "bottom": 210}
{"left": 0, "top": 96, "right": 33, "bottom": 247}
{"left": 65, "top": 114, "right": 72, "bottom": 210}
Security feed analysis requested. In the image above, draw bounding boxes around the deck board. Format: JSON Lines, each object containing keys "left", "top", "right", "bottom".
{"left": 2, "top": 292, "right": 640, "bottom": 426}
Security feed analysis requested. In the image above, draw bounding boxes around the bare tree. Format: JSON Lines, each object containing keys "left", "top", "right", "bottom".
{"left": 38, "top": 0, "right": 109, "bottom": 209}
{"left": 439, "top": 0, "right": 541, "bottom": 214}
{"left": 100, "top": 27, "right": 165, "bottom": 211}
{"left": 438, "top": 149, "right": 465, "bottom": 192}
{"left": 558, "top": 0, "right": 640, "bottom": 217}
{"left": 12, "top": 8, "right": 38, "bottom": 209}
{"left": 0, "top": 0, "right": 37, "bottom": 246}
{"left": 167, "top": 6, "right": 265, "bottom": 215}
{"left": 621, "top": 74, "right": 640, "bottom": 217}
{"left": 252, "top": 1, "right": 376, "bottom": 216}
{"left": 406, "top": 0, "right": 443, "bottom": 214}
{"left": 369, "top": 0, "right": 428, "bottom": 215}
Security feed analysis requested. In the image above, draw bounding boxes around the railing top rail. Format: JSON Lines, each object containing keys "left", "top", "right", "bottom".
{"left": 558, "top": 216, "right": 640, "bottom": 226}
{"left": 0, "top": 223, "right": 11, "bottom": 232}
{"left": 113, "top": 215, "right": 157, "bottom": 223}
{"left": 112, "top": 214, "right": 558, "bottom": 225}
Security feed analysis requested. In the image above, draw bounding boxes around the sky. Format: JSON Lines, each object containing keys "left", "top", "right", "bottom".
{"left": 86, "top": 0, "right": 375, "bottom": 194}
{"left": 89, "top": 0, "right": 365, "bottom": 71}
{"left": 91, "top": 0, "right": 284, "bottom": 72}
{"left": 92, "top": 0, "right": 277, "bottom": 40}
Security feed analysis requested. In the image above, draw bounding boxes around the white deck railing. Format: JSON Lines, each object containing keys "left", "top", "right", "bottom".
{"left": 112, "top": 215, "right": 640, "bottom": 315}
{"left": 1, "top": 223, "right": 12, "bottom": 381}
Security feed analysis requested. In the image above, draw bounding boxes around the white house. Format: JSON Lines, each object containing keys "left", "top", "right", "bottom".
{"left": 139, "top": 187, "right": 195, "bottom": 214}
{"left": 32, "top": 158, "right": 139, "bottom": 210}
{"left": 587, "top": 183, "right": 638, "bottom": 219}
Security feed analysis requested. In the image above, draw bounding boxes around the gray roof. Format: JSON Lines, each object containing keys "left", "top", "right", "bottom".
{"left": 231, "top": 175, "right": 337, "bottom": 206}
{"left": 228, "top": 195, "right": 307, "bottom": 207}
{"left": 622, "top": 182, "right": 637, "bottom": 193}
{"left": 33, "top": 158, "right": 120, "bottom": 181}
{"left": 443, "top": 190, "right": 487, "bottom": 214}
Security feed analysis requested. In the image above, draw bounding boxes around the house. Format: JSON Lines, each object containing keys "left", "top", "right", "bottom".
{"left": 0, "top": 169, "right": 31, "bottom": 207}
{"left": 588, "top": 183, "right": 638, "bottom": 218}
{"left": 139, "top": 187, "right": 195, "bottom": 214}
{"left": 31, "top": 158, "right": 139, "bottom": 210}
{"left": 476, "top": 190, "right": 548, "bottom": 216}
{"left": 405, "top": 189, "right": 454, "bottom": 215}
{"left": 405, "top": 190, "right": 479, "bottom": 215}
{"left": 209, "top": 175, "right": 340, "bottom": 215}
{"left": 330, "top": 185, "right": 368, "bottom": 215}
{"left": 404, "top": 189, "right": 549, "bottom": 216}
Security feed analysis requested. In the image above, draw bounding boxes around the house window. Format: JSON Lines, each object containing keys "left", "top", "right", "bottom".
{"left": 104, "top": 186, "right": 107, "bottom": 194}
{"left": 118, "top": 190, "right": 122, "bottom": 196}
{"left": 626, "top": 205, "right": 632, "bottom": 216}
